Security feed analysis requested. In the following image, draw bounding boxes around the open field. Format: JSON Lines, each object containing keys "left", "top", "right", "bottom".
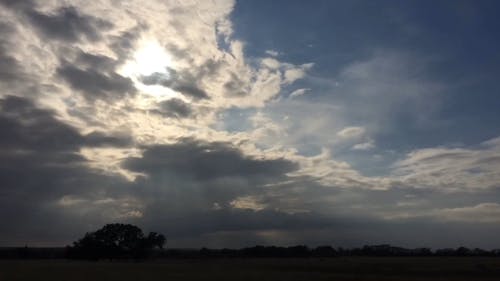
{"left": 1, "top": 257, "right": 500, "bottom": 281}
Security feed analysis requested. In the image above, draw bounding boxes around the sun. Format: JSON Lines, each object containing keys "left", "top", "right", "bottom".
{"left": 119, "top": 39, "right": 178, "bottom": 98}
{"left": 120, "top": 39, "right": 173, "bottom": 77}
{"left": 133, "top": 41, "right": 172, "bottom": 75}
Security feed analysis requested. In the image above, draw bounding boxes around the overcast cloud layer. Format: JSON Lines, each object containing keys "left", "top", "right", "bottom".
{"left": 0, "top": 0, "right": 499, "bottom": 249}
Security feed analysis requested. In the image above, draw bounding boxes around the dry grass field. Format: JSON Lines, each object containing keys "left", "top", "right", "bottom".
{"left": 1, "top": 257, "right": 500, "bottom": 281}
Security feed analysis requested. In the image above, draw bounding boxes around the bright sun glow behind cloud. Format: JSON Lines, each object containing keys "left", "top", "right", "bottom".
{"left": 121, "top": 39, "right": 172, "bottom": 77}
{"left": 119, "top": 39, "right": 177, "bottom": 99}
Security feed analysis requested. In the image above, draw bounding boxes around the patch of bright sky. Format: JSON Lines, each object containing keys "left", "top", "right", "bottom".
{"left": 214, "top": 107, "right": 256, "bottom": 133}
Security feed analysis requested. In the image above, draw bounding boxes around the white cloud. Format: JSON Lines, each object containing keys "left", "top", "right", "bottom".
{"left": 337, "top": 126, "right": 366, "bottom": 139}
{"left": 352, "top": 140, "right": 375, "bottom": 150}
{"left": 393, "top": 138, "right": 500, "bottom": 192}
{"left": 230, "top": 196, "right": 266, "bottom": 211}
{"left": 265, "top": 50, "right": 279, "bottom": 57}
{"left": 261, "top": 58, "right": 281, "bottom": 69}
{"left": 289, "top": 88, "right": 310, "bottom": 98}
{"left": 283, "top": 63, "right": 314, "bottom": 84}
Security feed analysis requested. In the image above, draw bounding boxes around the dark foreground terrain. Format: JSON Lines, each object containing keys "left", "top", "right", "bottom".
{"left": 1, "top": 257, "right": 500, "bottom": 281}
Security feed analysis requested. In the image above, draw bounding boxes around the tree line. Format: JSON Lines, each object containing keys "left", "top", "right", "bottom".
{"left": 2, "top": 244, "right": 500, "bottom": 260}
{"left": 188, "top": 245, "right": 500, "bottom": 258}
{"left": 1, "top": 224, "right": 499, "bottom": 259}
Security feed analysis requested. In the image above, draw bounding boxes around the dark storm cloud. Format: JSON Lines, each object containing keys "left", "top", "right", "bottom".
{"left": 142, "top": 208, "right": 338, "bottom": 238}
{"left": 120, "top": 139, "right": 303, "bottom": 228}
{"left": 0, "top": 95, "right": 134, "bottom": 244}
{"left": 140, "top": 69, "right": 209, "bottom": 100}
{"left": 0, "top": 96, "right": 131, "bottom": 151}
{"left": 124, "top": 138, "right": 298, "bottom": 181}
{"left": 26, "top": 6, "right": 112, "bottom": 42}
{"left": 0, "top": 95, "right": 130, "bottom": 203}
{"left": 0, "top": 96, "right": 84, "bottom": 151}
{"left": 57, "top": 61, "right": 136, "bottom": 100}
{"left": 0, "top": 96, "right": 92, "bottom": 200}
{"left": 156, "top": 98, "right": 193, "bottom": 118}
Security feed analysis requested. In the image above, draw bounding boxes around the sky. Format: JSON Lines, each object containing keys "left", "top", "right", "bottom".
{"left": 0, "top": 0, "right": 500, "bottom": 249}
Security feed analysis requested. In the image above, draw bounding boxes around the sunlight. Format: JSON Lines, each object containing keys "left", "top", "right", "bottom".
{"left": 134, "top": 41, "right": 172, "bottom": 75}
{"left": 121, "top": 39, "right": 172, "bottom": 77}
{"left": 119, "top": 39, "right": 177, "bottom": 98}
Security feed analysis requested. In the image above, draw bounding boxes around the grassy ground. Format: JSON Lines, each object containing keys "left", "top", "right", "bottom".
{"left": 1, "top": 257, "right": 500, "bottom": 281}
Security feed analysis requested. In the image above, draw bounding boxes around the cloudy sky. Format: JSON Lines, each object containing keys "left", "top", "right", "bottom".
{"left": 1, "top": 0, "right": 500, "bottom": 249}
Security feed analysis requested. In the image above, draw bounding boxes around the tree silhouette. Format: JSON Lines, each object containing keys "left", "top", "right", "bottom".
{"left": 67, "top": 223, "right": 166, "bottom": 260}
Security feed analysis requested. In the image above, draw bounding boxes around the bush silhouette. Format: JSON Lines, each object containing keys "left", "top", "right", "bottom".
{"left": 66, "top": 223, "right": 165, "bottom": 260}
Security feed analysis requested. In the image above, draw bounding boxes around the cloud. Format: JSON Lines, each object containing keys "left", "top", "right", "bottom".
{"left": 0, "top": 0, "right": 34, "bottom": 10}
{"left": 283, "top": 63, "right": 314, "bottom": 84}
{"left": 223, "top": 72, "right": 248, "bottom": 97}
{"left": 336, "top": 51, "right": 445, "bottom": 128}
{"left": 352, "top": 140, "right": 375, "bottom": 151}
{"left": 432, "top": 203, "right": 500, "bottom": 223}
{"left": 261, "top": 58, "right": 281, "bottom": 69}
{"left": 0, "top": 95, "right": 136, "bottom": 244}
{"left": 382, "top": 202, "right": 500, "bottom": 224}
{"left": 285, "top": 51, "right": 446, "bottom": 146}
{"left": 83, "top": 131, "right": 132, "bottom": 147}
{"left": 230, "top": 196, "right": 266, "bottom": 211}
{"left": 431, "top": 203, "right": 500, "bottom": 223}
{"left": 0, "top": 95, "right": 498, "bottom": 247}
{"left": 57, "top": 62, "right": 136, "bottom": 100}
{"left": 156, "top": 98, "right": 193, "bottom": 118}
{"left": 0, "top": 96, "right": 130, "bottom": 150}
{"left": 244, "top": 50, "right": 446, "bottom": 164}
{"left": 289, "top": 88, "right": 310, "bottom": 98}
{"left": 140, "top": 208, "right": 340, "bottom": 242}
{"left": 393, "top": 138, "right": 500, "bottom": 192}
{"left": 1, "top": 0, "right": 498, "bottom": 249}
{"left": 265, "top": 50, "right": 279, "bottom": 57}
{"left": 140, "top": 70, "right": 209, "bottom": 100}
{"left": 0, "top": 20, "right": 28, "bottom": 87}
{"left": 0, "top": 50, "right": 24, "bottom": 84}
{"left": 57, "top": 195, "right": 144, "bottom": 220}
{"left": 337, "top": 126, "right": 366, "bottom": 139}
{"left": 75, "top": 50, "right": 121, "bottom": 73}
{"left": 123, "top": 138, "right": 298, "bottom": 182}
{"left": 26, "top": 6, "right": 112, "bottom": 42}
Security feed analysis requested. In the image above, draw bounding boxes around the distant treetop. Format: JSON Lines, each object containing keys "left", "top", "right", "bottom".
{"left": 66, "top": 223, "right": 166, "bottom": 260}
